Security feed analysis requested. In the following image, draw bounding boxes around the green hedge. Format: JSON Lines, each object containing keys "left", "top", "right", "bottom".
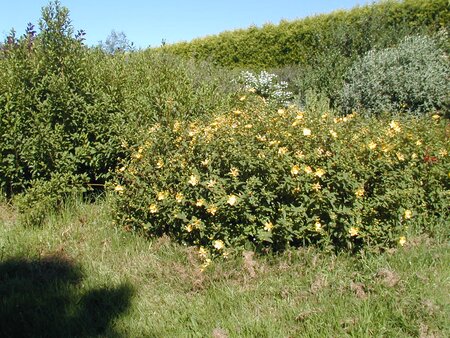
{"left": 161, "top": 0, "right": 449, "bottom": 69}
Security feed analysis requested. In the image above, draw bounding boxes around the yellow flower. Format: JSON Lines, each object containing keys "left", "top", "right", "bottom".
{"left": 439, "top": 149, "right": 448, "bottom": 157}
{"left": 295, "top": 150, "right": 305, "bottom": 159}
{"left": 188, "top": 129, "right": 197, "bottom": 137}
{"left": 239, "top": 95, "right": 246, "bottom": 101}
{"left": 157, "top": 191, "right": 168, "bottom": 201}
{"left": 355, "top": 187, "right": 365, "bottom": 198}
{"left": 207, "top": 205, "right": 217, "bottom": 215}
{"left": 172, "top": 121, "right": 181, "bottom": 132}
{"left": 244, "top": 124, "right": 253, "bottom": 129}
{"left": 247, "top": 87, "right": 256, "bottom": 93}
{"left": 207, "top": 179, "right": 217, "bottom": 188}
{"left": 314, "top": 221, "right": 322, "bottom": 232}
{"left": 291, "top": 165, "right": 300, "bottom": 176}
{"left": 149, "top": 124, "right": 160, "bottom": 133}
{"left": 381, "top": 144, "right": 391, "bottom": 153}
{"left": 396, "top": 152, "right": 405, "bottom": 161}
{"left": 227, "top": 194, "right": 237, "bottom": 206}
{"left": 303, "top": 128, "right": 312, "bottom": 136}
{"left": 149, "top": 204, "right": 158, "bottom": 214}
{"left": 114, "top": 185, "right": 125, "bottom": 193}
{"left": 198, "top": 246, "right": 208, "bottom": 258}
{"left": 213, "top": 240, "right": 225, "bottom": 250}
{"left": 278, "top": 147, "right": 288, "bottom": 155}
{"left": 188, "top": 174, "right": 199, "bottom": 186}
{"left": 196, "top": 199, "right": 205, "bottom": 207}
{"left": 201, "top": 158, "right": 210, "bottom": 166}
{"left": 404, "top": 210, "right": 412, "bottom": 220}
{"left": 304, "top": 166, "right": 313, "bottom": 174}
{"left": 175, "top": 192, "right": 184, "bottom": 203}
{"left": 314, "top": 168, "right": 326, "bottom": 178}
{"left": 415, "top": 140, "right": 422, "bottom": 146}
{"left": 368, "top": 142, "right": 377, "bottom": 150}
{"left": 233, "top": 110, "right": 243, "bottom": 116}
{"left": 399, "top": 236, "right": 407, "bottom": 246}
{"left": 312, "top": 182, "right": 321, "bottom": 191}
{"left": 200, "top": 258, "right": 212, "bottom": 272}
{"left": 186, "top": 218, "right": 201, "bottom": 232}
{"left": 295, "top": 112, "right": 304, "bottom": 120}
{"left": 389, "top": 120, "right": 401, "bottom": 133}
{"left": 432, "top": 114, "right": 440, "bottom": 120}
{"left": 256, "top": 134, "right": 267, "bottom": 142}
{"left": 264, "top": 221, "right": 274, "bottom": 231}
{"left": 349, "top": 227, "right": 359, "bottom": 237}
{"left": 230, "top": 167, "right": 240, "bottom": 178}
{"left": 277, "top": 108, "right": 286, "bottom": 115}
{"left": 156, "top": 158, "right": 164, "bottom": 169}
{"left": 330, "top": 130, "right": 338, "bottom": 138}
{"left": 133, "top": 152, "right": 143, "bottom": 160}
{"left": 119, "top": 166, "right": 126, "bottom": 172}
{"left": 269, "top": 140, "right": 280, "bottom": 146}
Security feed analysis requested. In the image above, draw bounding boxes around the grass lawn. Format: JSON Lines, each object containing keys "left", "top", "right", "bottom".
{"left": 1, "top": 197, "right": 448, "bottom": 337}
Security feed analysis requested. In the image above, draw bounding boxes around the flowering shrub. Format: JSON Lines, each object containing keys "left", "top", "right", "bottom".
{"left": 112, "top": 100, "right": 449, "bottom": 258}
{"left": 239, "top": 71, "right": 292, "bottom": 107}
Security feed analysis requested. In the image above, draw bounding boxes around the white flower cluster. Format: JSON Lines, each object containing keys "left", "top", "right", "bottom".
{"left": 240, "top": 70, "right": 292, "bottom": 106}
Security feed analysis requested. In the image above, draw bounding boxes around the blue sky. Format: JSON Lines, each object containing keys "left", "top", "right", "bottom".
{"left": 1, "top": 0, "right": 370, "bottom": 48}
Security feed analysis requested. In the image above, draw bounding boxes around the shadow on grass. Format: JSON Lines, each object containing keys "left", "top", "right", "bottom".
{"left": 0, "top": 254, "right": 134, "bottom": 338}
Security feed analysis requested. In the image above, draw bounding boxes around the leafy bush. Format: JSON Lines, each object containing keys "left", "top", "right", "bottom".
{"left": 112, "top": 100, "right": 449, "bottom": 257}
{"left": 340, "top": 33, "right": 450, "bottom": 116}
{"left": 0, "top": 2, "right": 124, "bottom": 199}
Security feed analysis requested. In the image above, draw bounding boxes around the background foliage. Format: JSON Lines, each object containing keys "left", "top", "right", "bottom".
{"left": 161, "top": 0, "right": 449, "bottom": 106}
{"left": 0, "top": 1, "right": 448, "bottom": 255}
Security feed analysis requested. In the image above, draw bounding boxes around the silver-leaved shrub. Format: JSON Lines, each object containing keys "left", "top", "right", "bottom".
{"left": 340, "top": 33, "right": 449, "bottom": 116}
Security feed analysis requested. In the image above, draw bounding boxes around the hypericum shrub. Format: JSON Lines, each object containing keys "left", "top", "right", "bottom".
{"left": 239, "top": 70, "right": 292, "bottom": 107}
{"left": 339, "top": 33, "right": 450, "bottom": 116}
{"left": 112, "top": 99, "right": 449, "bottom": 257}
